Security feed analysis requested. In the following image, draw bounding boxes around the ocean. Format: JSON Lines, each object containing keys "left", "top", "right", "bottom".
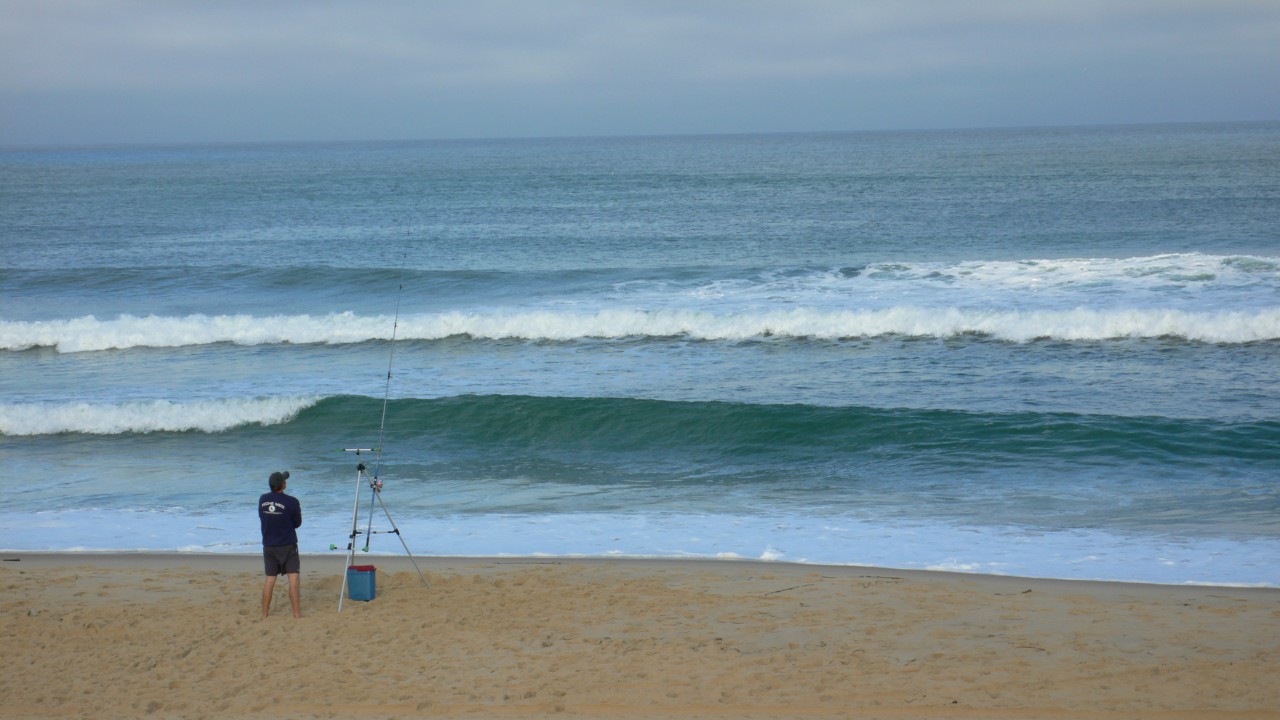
{"left": 2, "top": 123, "right": 1278, "bottom": 585}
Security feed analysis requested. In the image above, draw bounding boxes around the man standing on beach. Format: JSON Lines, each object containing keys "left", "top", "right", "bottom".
{"left": 259, "top": 470, "right": 302, "bottom": 619}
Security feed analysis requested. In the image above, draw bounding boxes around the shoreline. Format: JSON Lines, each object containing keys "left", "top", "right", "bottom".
{"left": 4, "top": 549, "right": 1277, "bottom": 590}
{"left": 4, "top": 551, "right": 1278, "bottom": 719}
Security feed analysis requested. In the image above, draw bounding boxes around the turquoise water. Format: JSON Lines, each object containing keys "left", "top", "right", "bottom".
{"left": 2, "top": 123, "right": 1278, "bottom": 584}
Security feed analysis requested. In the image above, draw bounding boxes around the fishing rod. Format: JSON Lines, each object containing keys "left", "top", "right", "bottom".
{"left": 370, "top": 254, "right": 407, "bottom": 484}
{"left": 362, "top": 255, "right": 407, "bottom": 548}
{"left": 336, "top": 251, "right": 429, "bottom": 611}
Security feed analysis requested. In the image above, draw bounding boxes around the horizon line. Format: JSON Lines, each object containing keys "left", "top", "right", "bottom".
{"left": 4, "top": 118, "right": 1277, "bottom": 153}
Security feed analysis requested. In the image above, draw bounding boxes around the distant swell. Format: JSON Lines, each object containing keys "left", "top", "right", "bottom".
{"left": 4, "top": 306, "right": 1278, "bottom": 352}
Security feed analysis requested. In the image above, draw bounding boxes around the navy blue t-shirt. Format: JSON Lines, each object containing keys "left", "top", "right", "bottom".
{"left": 258, "top": 491, "right": 302, "bottom": 546}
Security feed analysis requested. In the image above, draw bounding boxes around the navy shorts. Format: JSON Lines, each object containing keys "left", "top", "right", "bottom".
{"left": 263, "top": 544, "right": 300, "bottom": 576}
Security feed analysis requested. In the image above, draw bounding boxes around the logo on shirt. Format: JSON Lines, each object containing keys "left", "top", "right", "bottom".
{"left": 261, "top": 501, "right": 286, "bottom": 515}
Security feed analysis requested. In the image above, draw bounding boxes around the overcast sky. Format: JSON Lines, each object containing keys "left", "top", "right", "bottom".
{"left": 2, "top": 0, "right": 1278, "bottom": 146}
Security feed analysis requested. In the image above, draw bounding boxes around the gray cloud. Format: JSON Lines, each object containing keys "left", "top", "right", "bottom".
{"left": 2, "top": 0, "right": 1277, "bottom": 145}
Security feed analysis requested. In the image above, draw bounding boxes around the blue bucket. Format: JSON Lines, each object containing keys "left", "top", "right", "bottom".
{"left": 347, "top": 565, "right": 376, "bottom": 601}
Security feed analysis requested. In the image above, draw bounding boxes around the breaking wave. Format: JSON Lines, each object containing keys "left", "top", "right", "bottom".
{"left": 3, "top": 306, "right": 1278, "bottom": 352}
{"left": 5, "top": 396, "right": 1277, "bottom": 474}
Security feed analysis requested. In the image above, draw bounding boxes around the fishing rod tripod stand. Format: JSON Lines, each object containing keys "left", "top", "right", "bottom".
{"left": 336, "top": 448, "right": 429, "bottom": 611}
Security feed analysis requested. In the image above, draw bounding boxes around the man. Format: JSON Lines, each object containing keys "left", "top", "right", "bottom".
{"left": 259, "top": 470, "right": 302, "bottom": 619}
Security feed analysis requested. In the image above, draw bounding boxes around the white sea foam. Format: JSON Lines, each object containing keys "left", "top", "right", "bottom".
{"left": 672, "top": 253, "right": 1278, "bottom": 307}
{"left": 0, "top": 396, "right": 321, "bottom": 436}
{"left": 3, "top": 509, "right": 1277, "bottom": 586}
{"left": 3, "top": 306, "right": 1277, "bottom": 351}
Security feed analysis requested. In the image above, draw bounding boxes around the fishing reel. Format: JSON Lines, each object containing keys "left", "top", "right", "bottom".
{"left": 355, "top": 462, "right": 384, "bottom": 492}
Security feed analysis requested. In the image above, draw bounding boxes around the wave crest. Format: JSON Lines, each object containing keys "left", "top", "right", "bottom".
{"left": 0, "top": 396, "right": 321, "bottom": 436}
{"left": 0, "top": 312, "right": 382, "bottom": 352}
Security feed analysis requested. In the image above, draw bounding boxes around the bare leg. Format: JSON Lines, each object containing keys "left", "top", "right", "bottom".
{"left": 287, "top": 572, "right": 302, "bottom": 618}
{"left": 262, "top": 575, "right": 278, "bottom": 619}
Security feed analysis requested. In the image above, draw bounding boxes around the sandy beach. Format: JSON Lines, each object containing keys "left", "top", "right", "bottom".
{"left": 2, "top": 553, "right": 1277, "bottom": 719}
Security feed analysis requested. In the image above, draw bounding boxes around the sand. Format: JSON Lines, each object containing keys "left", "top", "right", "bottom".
{"left": 1, "top": 552, "right": 1277, "bottom": 719}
